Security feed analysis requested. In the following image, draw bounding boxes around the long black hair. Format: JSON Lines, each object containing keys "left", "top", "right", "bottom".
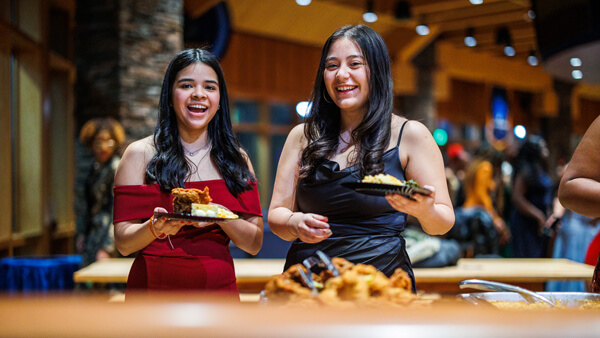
{"left": 145, "top": 48, "right": 255, "bottom": 196}
{"left": 300, "top": 25, "right": 394, "bottom": 179}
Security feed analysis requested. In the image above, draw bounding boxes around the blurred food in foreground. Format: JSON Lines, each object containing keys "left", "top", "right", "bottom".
{"left": 264, "top": 257, "right": 429, "bottom": 308}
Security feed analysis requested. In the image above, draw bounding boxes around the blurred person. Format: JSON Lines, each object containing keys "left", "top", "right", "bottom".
{"left": 509, "top": 135, "right": 552, "bottom": 258}
{"left": 558, "top": 115, "right": 600, "bottom": 292}
{"left": 445, "top": 143, "right": 470, "bottom": 207}
{"left": 268, "top": 25, "right": 454, "bottom": 292}
{"left": 112, "top": 48, "right": 263, "bottom": 297}
{"left": 76, "top": 117, "right": 125, "bottom": 267}
{"left": 446, "top": 154, "right": 507, "bottom": 258}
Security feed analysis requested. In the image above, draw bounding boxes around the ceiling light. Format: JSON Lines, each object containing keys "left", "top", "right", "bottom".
{"left": 363, "top": 0, "right": 378, "bottom": 23}
{"left": 496, "top": 27, "right": 514, "bottom": 57}
{"left": 464, "top": 27, "right": 477, "bottom": 47}
{"left": 469, "top": 0, "right": 483, "bottom": 4}
{"left": 416, "top": 24, "right": 429, "bottom": 35}
{"left": 570, "top": 57, "right": 582, "bottom": 67}
{"left": 527, "top": 50, "right": 538, "bottom": 66}
{"left": 572, "top": 70, "right": 583, "bottom": 80}
{"left": 295, "top": 0, "right": 311, "bottom": 5}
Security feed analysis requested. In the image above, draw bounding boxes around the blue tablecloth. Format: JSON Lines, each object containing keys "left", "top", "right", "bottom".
{"left": 0, "top": 255, "right": 82, "bottom": 293}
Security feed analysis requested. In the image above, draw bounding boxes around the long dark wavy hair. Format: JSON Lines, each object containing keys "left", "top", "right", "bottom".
{"left": 300, "top": 25, "right": 394, "bottom": 179}
{"left": 145, "top": 48, "right": 255, "bottom": 196}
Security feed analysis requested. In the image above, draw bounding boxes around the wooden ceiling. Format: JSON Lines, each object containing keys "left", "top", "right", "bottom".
{"left": 185, "top": 0, "right": 536, "bottom": 64}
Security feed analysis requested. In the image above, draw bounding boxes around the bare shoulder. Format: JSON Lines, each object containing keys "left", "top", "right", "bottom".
{"left": 287, "top": 123, "right": 308, "bottom": 149}
{"left": 115, "top": 136, "right": 155, "bottom": 185}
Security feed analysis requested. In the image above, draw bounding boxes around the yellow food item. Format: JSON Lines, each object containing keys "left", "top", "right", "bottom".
{"left": 362, "top": 174, "right": 404, "bottom": 185}
{"left": 191, "top": 203, "right": 238, "bottom": 219}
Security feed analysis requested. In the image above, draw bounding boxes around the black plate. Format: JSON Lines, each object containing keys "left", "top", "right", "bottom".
{"left": 341, "top": 181, "right": 432, "bottom": 197}
{"left": 154, "top": 212, "right": 235, "bottom": 224}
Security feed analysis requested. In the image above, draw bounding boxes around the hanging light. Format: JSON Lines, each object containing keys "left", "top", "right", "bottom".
{"left": 415, "top": 16, "right": 429, "bottom": 35}
{"left": 295, "top": 0, "right": 311, "bottom": 5}
{"left": 363, "top": 0, "right": 378, "bottom": 23}
{"left": 464, "top": 27, "right": 477, "bottom": 47}
{"left": 496, "top": 27, "right": 514, "bottom": 57}
{"left": 527, "top": 50, "right": 538, "bottom": 66}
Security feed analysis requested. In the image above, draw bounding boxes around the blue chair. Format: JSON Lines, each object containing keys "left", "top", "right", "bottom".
{"left": 0, "top": 255, "right": 83, "bottom": 293}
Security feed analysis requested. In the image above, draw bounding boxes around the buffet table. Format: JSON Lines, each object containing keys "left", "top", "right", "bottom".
{"left": 74, "top": 257, "right": 594, "bottom": 295}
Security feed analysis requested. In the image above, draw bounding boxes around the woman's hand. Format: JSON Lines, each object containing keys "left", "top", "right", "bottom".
{"left": 151, "top": 207, "right": 190, "bottom": 236}
{"left": 288, "top": 213, "right": 331, "bottom": 244}
{"left": 385, "top": 185, "right": 436, "bottom": 218}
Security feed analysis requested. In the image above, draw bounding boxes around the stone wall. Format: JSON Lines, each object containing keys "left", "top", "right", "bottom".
{"left": 75, "top": 0, "right": 183, "bottom": 142}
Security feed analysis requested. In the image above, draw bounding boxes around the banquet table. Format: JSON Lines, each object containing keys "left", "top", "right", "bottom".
{"left": 74, "top": 257, "right": 595, "bottom": 295}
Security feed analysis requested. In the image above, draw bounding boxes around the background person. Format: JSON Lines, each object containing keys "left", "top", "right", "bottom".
{"left": 267, "top": 25, "right": 454, "bottom": 291}
{"left": 509, "top": 135, "right": 552, "bottom": 258}
{"left": 76, "top": 117, "right": 125, "bottom": 267}
{"left": 112, "top": 48, "right": 263, "bottom": 297}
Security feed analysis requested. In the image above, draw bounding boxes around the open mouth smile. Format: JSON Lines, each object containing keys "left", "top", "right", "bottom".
{"left": 188, "top": 104, "right": 208, "bottom": 113}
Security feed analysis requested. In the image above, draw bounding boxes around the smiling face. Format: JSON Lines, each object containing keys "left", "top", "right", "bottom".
{"left": 323, "top": 37, "right": 370, "bottom": 116}
{"left": 171, "top": 62, "right": 220, "bottom": 136}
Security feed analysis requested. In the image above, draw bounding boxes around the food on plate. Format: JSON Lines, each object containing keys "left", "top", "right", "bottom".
{"left": 171, "top": 187, "right": 238, "bottom": 219}
{"left": 362, "top": 174, "right": 419, "bottom": 188}
{"left": 172, "top": 187, "right": 212, "bottom": 214}
{"left": 191, "top": 203, "right": 239, "bottom": 219}
{"left": 264, "top": 257, "right": 426, "bottom": 308}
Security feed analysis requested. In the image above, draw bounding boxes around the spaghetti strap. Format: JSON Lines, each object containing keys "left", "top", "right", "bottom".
{"left": 396, "top": 120, "right": 409, "bottom": 147}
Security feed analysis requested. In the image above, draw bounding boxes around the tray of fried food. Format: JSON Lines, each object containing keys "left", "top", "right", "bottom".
{"left": 263, "top": 253, "right": 428, "bottom": 309}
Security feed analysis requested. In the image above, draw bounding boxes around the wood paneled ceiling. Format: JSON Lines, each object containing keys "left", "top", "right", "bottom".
{"left": 186, "top": 0, "right": 536, "bottom": 64}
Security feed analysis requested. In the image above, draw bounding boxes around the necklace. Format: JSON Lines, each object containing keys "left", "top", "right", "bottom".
{"left": 182, "top": 142, "right": 210, "bottom": 156}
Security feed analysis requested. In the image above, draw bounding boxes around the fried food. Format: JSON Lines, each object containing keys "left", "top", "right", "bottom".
{"left": 264, "top": 257, "right": 421, "bottom": 308}
{"left": 171, "top": 187, "right": 212, "bottom": 214}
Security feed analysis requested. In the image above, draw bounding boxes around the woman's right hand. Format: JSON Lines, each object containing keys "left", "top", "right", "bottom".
{"left": 150, "top": 207, "right": 191, "bottom": 237}
{"left": 288, "top": 213, "right": 331, "bottom": 244}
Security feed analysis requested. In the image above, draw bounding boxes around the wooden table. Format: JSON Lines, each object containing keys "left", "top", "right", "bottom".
{"left": 414, "top": 258, "right": 595, "bottom": 294}
{"left": 73, "top": 258, "right": 285, "bottom": 294}
{"left": 74, "top": 258, "right": 594, "bottom": 295}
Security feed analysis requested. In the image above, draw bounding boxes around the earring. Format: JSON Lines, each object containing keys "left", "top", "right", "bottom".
{"left": 323, "top": 89, "right": 333, "bottom": 104}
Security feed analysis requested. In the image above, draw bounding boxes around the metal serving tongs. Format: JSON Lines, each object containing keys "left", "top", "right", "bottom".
{"left": 297, "top": 250, "right": 340, "bottom": 295}
{"left": 459, "top": 279, "right": 556, "bottom": 307}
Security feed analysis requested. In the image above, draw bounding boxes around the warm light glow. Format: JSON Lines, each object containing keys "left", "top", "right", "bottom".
{"left": 296, "top": 0, "right": 311, "bottom": 5}
{"left": 416, "top": 24, "right": 430, "bottom": 36}
{"left": 572, "top": 70, "right": 583, "bottom": 80}
{"left": 296, "top": 101, "right": 312, "bottom": 118}
{"left": 570, "top": 58, "right": 582, "bottom": 67}
{"left": 363, "top": 12, "right": 378, "bottom": 23}
{"left": 514, "top": 125, "right": 526, "bottom": 139}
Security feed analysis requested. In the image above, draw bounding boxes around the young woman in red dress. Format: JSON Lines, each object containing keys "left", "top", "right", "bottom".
{"left": 112, "top": 49, "right": 263, "bottom": 298}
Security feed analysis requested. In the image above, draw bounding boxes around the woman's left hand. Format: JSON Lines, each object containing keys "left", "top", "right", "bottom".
{"left": 385, "top": 185, "right": 436, "bottom": 218}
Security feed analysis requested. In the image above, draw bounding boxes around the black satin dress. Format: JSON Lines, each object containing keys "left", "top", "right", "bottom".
{"left": 285, "top": 122, "right": 416, "bottom": 291}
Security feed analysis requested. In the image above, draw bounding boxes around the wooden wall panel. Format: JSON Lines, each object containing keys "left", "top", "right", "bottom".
{"left": 220, "top": 31, "right": 320, "bottom": 103}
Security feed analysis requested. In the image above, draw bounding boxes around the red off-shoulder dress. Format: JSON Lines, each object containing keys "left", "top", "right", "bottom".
{"left": 113, "top": 180, "right": 262, "bottom": 297}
